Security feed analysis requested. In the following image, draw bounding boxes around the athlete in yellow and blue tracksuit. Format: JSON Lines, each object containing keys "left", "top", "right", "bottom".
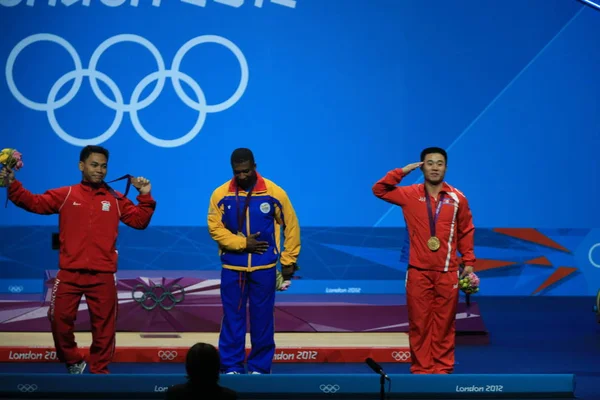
{"left": 207, "top": 148, "right": 301, "bottom": 374}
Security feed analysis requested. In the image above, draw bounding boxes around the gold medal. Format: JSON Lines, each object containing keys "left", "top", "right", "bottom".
{"left": 427, "top": 236, "right": 440, "bottom": 251}
{"left": 424, "top": 185, "right": 445, "bottom": 252}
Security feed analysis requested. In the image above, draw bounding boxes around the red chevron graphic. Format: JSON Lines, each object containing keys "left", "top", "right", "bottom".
{"left": 493, "top": 228, "right": 570, "bottom": 253}
{"left": 523, "top": 256, "right": 553, "bottom": 267}
{"left": 485, "top": 229, "right": 578, "bottom": 295}
{"left": 474, "top": 259, "right": 518, "bottom": 271}
{"left": 532, "top": 267, "right": 578, "bottom": 295}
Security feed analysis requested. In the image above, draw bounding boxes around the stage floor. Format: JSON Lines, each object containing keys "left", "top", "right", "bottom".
{"left": 0, "top": 331, "right": 411, "bottom": 363}
{"left": 0, "top": 297, "right": 596, "bottom": 399}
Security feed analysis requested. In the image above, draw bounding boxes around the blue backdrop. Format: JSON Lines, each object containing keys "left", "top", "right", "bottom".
{"left": 1, "top": 0, "right": 599, "bottom": 296}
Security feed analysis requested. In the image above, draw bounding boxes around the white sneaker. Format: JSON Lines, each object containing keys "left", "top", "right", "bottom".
{"left": 225, "top": 371, "right": 240, "bottom": 374}
{"left": 249, "top": 371, "right": 262, "bottom": 375}
{"left": 67, "top": 360, "right": 87, "bottom": 374}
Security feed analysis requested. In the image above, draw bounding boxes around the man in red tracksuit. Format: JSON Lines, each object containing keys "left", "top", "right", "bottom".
{"left": 0, "top": 145, "right": 156, "bottom": 374}
{"left": 372, "top": 147, "right": 476, "bottom": 374}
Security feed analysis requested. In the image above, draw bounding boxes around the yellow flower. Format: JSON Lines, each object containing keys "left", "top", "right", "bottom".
{"left": 0, "top": 153, "right": 9, "bottom": 164}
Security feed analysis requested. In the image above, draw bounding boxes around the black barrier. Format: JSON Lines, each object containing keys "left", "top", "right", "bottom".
{"left": 0, "top": 373, "right": 577, "bottom": 399}
{"left": 51, "top": 233, "right": 59, "bottom": 250}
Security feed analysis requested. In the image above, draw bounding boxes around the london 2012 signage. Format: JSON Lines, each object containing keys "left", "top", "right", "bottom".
{"left": 0, "top": 0, "right": 297, "bottom": 9}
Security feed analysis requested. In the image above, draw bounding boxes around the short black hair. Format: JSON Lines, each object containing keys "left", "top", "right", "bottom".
{"left": 80, "top": 145, "right": 109, "bottom": 162}
{"left": 185, "top": 342, "right": 220, "bottom": 385}
{"left": 230, "top": 148, "right": 255, "bottom": 165}
{"left": 420, "top": 147, "right": 447, "bottom": 164}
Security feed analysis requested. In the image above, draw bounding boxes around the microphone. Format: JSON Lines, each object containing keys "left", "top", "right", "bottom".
{"left": 365, "top": 357, "right": 390, "bottom": 380}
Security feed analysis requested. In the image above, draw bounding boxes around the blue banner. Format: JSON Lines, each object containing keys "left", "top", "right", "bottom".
{"left": 1, "top": 0, "right": 599, "bottom": 229}
{"left": 0, "top": 373, "right": 576, "bottom": 398}
{"left": 2, "top": 1, "right": 600, "bottom": 297}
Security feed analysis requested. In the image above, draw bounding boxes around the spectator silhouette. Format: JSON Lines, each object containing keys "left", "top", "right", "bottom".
{"left": 166, "top": 343, "right": 237, "bottom": 400}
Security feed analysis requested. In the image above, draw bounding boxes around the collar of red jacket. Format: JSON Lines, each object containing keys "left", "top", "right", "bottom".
{"left": 80, "top": 180, "right": 109, "bottom": 193}
{"left": 420, "top": 181, "right": 454, "bottom": 196}
{"left": 228, "top": 171, "right": 267, "bottom": 193}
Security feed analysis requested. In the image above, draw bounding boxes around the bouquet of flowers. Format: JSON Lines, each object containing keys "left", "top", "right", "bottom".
{"left": 276, "top": 264, "right": 300, "bottom": 291}
{"left": 276, "top": 270, "right": 285, "bottom": 290}
{"left": 0, "top": 148, "right": 24, "bottom": 187}
{"left": 459, "top": 266, "right": 480, "bottom": 295}
{"left": 276, "top": 270, "right": 293, "bottom": 291}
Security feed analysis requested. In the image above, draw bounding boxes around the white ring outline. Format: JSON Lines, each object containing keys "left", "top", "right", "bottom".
{"left": 88, "top": 34, "right": 166, "bottom": 113}
{"left": 5, "top": 33, "right": 249, "bottom": 148}
{"left": 589, "top": 243, "right": 600, "bottom": 269}
{"left": 171, "top": 35, "right": 249, "bottom": 113}
{"left": 319, "top": 384, "right": 340, "bottom": 393}
{"left": 157, "top": 350, "right": 178, "bottom": 360}
{"left": 47, "top": 69, "right": 125, "bottom": 146}
{"left": 130, "top": 70, "right": 207, "bottom": 148}
{"left": 391, "top": 351, "right": 410, "bottom": 361}
{"left": 17, "top": 384, "right": 38, "bottom": 392}
{"left": 6, "top": 34, "right": 83, "bottom": 112}
{"left": 8, "top": 285, "right": 24, "bottom": 293}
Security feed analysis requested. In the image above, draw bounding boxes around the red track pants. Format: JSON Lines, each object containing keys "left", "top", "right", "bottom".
{"left": 405, "top": 266, "right": 459, "bottom": 374}
{"left": 48, "top": 269, "right": 117, "bottom": 374}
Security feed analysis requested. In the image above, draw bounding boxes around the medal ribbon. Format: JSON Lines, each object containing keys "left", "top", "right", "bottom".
{"left": 4, "top": 173, "right": 133, "bottom": 209}
{"left": 235, "top": 181, "right": 255, "bottom": 311}
{"left": 105, "top": 174, "right": 134, "bottom": 199}
{"left": 235, "top": 183, "right": 254, "bottom": 235}
{"left": 425, "top": 186, "right": 445, "bottom": 238}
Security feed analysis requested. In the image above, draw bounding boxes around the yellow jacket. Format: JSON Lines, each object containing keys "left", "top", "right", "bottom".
{"left": 207, "top": 172, "right": 301, "bottom": 272}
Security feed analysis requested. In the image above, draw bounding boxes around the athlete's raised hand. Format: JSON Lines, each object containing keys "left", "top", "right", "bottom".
{"left": 0, "top": 166, "right": 15, "bottom": 186}
{"left": 401, "top": 162, "right": 423, "bottom": 175}
{"left": 131, "top": 176, "right": 151, "bottom": 195}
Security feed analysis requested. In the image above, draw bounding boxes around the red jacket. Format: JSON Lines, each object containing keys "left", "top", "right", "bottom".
{"left": 372, "top": 169, "right": 476, "bottom": 272}
{"left": 8, "top": 180, "right": 156, "bottom": 274}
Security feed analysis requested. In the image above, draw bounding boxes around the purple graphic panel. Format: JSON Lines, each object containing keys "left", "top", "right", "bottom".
{"left": 0, "top": 271, "right": 488, "bottom": 336}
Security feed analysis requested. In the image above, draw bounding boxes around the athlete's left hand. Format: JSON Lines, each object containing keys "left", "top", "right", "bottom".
{"left": 131, "top": 176, "right": 151, "bottom": 195}
{"left": 460, "top": 265, "right": 474, "bottom": 278}
{"left": 279, "top": 280, "right": 291, "bottom": 291}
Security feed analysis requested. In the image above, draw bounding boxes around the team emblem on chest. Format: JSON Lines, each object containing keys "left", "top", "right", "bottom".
{"left": 260, "top": 202, "right": 271, "bottom": 214}
{"left": 101, "top": 200, "right": 111, "bottom": 212}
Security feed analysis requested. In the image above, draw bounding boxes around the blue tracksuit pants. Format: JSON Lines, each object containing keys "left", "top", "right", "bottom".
{"left": 219, "top": 267, "right": 276, "bottom": 374}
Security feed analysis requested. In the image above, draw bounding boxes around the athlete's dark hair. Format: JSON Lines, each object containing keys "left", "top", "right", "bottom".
{"left": 420, "top": 147, "right": 447, "bottom": 164}
{"left": 230, "top": 148, "right": 255, "bottom": 165}
{"left": 80, "top": 145, "right": 109, "bottom": 162}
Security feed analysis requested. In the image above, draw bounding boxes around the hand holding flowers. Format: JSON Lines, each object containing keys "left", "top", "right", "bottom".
{"left": 0, "top": 148, "right": 24, "bottom": 187}
{"left": 459, "top": 265, "right": 480, "bottom": 295}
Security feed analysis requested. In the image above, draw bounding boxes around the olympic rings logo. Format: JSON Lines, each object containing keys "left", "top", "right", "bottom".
{"left": 132, "top": 283, "right": 185, "bottom": 311}
{"left": 391, "top": 351, "right": 410, "bottom": 361}
{"left": 157, "top": 350, "right": 178, "bottom": 361}
{"left": 5, "top": 33, "right": 249, "bottom": 148}
{"left": 8, "top": 285, "right": 24, "bottom": 293}
{"left": 319, "top": 384, "right": 340, "bottom": 393}
{"left": 17, "top": 384, "right": 38, "bottom": 392}
{"left": 589, "top": 243, "right": 600, "bottom": 269}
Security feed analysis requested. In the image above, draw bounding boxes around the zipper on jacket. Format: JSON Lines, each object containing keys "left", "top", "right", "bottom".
{"left": 87, "top": 192, "right": 93, "bottom": 270}
{"left": 246, "top": 206, "right": 251, "bottom": 270}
